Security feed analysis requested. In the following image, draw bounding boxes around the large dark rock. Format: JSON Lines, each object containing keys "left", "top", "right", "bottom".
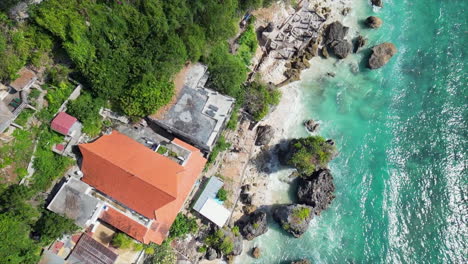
{"left": 297, "top": 169, "right": 336, "bottom": 214}
{"left": 240, "top": 193, "right": 252, "bottom": 204}
{"left": 291, "top": 260, "right": 311, "bottom": 264}
{"left": 371, "top": 0, "right": 383, "bottom": 7}
{"left": 206, "top": 248, "right": 218, "bottom": 260}
{"left": 331, "top": 40, "right": 352, "bottom": 59}
{"left": 304, "top": 120, "right": 319, "bottom": 133}
{"left": 256, "top": 125, "right": 275, "bottom": 146}
{"left": 353, "top": 35, "right": 367, "bottom": 53}
{"left": 368, "top": 43, "right": 397, "bottom": 69}
{"left": 252, "top": 247, "right": 261, "bottom": 258}
{"left": 273, "top": 204, "right": 314, "bottom": 238}
{"left": 365, "top": 16, "right": 383, "bottom": 28}
{"left": 241, "top": 211, "right": 268, "bottom": 240}
{"left": 324, "top": 21, "right": 349, "bottom": 45}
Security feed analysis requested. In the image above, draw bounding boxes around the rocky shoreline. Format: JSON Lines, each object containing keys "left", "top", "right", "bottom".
{"left": 196, "top": 0, "right": 398, "bottom": 263}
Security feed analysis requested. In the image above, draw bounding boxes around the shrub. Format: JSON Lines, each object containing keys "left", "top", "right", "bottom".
{"left": 231, "top": 226, "right": 240, "bottom": 237}
{"left": 197, "top": 245, "right": 208, "bottom": 253}
{"left": 226, "top": 108, "right": 239, "bottom": 130}
{"left": 207, "top": 135, "right": 231, "bottom": 166}
{"left": 156, "top": 146, "right": 168, "bottom": 155}
{"left": 111, "top": 232, "right": 134, "bottom": 249}
{"left": 169, "top": 213, "right": 198, "bottom": 239}
{"left": 217, "top": 188, "right": 228, "bottom": 201}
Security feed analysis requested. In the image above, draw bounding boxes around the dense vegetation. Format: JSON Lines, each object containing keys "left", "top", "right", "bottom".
{"left": 169, "top": 213, "right": 198, "bottom": 239}
{"left": 0, "top": 0, "right": 282, "bottom": 262}
{"left": 205, "top": 229, "right": 234, "bottom": 255}
{"left": 0, "top": 185, "right": 78, "bottom": 263}
{"left": 29, "top": 0, "right": 251, "bottom": 117}
{"left": 244, "top": 81, "right": 281, "bottom": 121}
{"left": 67, "top": 91, "right": 105, "bottom": 136}
{"left": 286, "top": 136, "right": 336, "bottom": 175}
{"left": 0, "top": 13, "right": 53, "bottom": 81}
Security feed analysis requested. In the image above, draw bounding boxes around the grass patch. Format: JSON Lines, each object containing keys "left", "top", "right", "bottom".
{"left": 292, "top": 207, "right": 311, "bottom": 221}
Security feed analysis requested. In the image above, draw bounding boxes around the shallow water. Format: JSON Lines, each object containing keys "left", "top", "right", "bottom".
{"left": 239, "top": 0, "right": 467, "bottom": 263}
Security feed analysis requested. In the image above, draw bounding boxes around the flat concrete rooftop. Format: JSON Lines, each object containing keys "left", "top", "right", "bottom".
{"left": 150, "top": 63, "right": 235, "bottom": 151}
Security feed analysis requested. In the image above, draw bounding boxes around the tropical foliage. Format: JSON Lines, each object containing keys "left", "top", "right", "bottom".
{"left": 287, "top": 136, "right": 336, "bottom": 175}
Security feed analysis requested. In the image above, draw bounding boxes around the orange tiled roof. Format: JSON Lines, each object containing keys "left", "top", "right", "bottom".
{"left": 145, "top": 138, "right": 207, "bottom": 244}
{"left": 100, "top": 207, "right": 148, "bottom": 242}
{"left": 80, "top": 132, "right": 207, "bottom": 244}
{"left": 79, "top": 131, "right": 184, "bottom": 219}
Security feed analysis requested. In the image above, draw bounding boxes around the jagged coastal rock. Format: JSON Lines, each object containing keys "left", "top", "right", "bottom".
{"left": 324, "top": 21, "right": 349, "bottom": 45}
{"left": 332, "top": 40, "right": 352, "bottom": 59}
{"left": 291, "top": 260, "right": 312, "bottom": 264}
{"left": 304, "top": 120, "right": 320, "bottom": 132}
{"left": 353, "top": 35, "right": 367, "bottom": 53}
{"left": 255, "top": 125, "right": 275, "bottom": 146}
{"left": 371, "top": 0, "right": 383, "bottom": 7}
{"left": 366, "top": 16, "right": 383, "bottom": 28}
{"left": 206, "top": 248, "right": 218, "bottom": 260}
{"left": 324, "top": 21, "right": 352, "bottom": 59}
{"left": 368, "top": 43, "right": 397, "bottom": 69}
{"left": 273, "top": 204, "right": 314, "bottom": 238}
{"left": 252, "top": 247, "right": 261, "bottom": 258}
{"left": 321, "top": 46, "right": 329, "bottom": 58}
{"left": 297, "top": 169, "right": 336, "bottom": 214}
{"left": 225, "top": 229, "right": 244, "bottom": 256}
{"left": 241, "top": 211, "right": 268, "bottom": 240}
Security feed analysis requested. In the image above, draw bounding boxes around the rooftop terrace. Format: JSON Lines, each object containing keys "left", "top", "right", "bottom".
{"left": 149, "top": 63, "right": 235, "bottom": 152}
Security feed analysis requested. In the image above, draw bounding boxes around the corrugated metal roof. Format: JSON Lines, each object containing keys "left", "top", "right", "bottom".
{"left": 193, "top": 177, "right": 224, "bottom": 212}
{"left": 199, "top": 198, "right": 230, "bottom": 227}
{"left": 51, "top": 112, "right": 77, "bottom": 136}
{"left": 67, "top": 234, "right": 118, "bottom": 264}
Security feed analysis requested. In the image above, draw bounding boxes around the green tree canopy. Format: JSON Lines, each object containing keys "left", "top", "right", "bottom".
{"left": 0, "top": 214, "right": 39, "bottom": 264}
{"left": 34, "top": 211, "right": 78, "bottom": 244}
{"left": 287, "top": 136, "right": 337, "bottom": 175}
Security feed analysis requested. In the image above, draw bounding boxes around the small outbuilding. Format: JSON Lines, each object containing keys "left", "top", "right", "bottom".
{"left": 51, "top": 112, "right": 81, "bottom": 137}
{"left": 193, "top": 177, "right": 230, "bottom": 227}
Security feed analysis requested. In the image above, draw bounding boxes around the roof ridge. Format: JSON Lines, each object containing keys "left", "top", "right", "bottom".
{"left": 80, "top": 144, "right": 179, "bottom": 200}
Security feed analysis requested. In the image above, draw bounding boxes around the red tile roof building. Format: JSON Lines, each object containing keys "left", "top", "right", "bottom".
{"left": 51, "top": 112, "right": 78, "bottom": 136}
{"left": 79, "top": 131, "right": 206, "bottom": 244}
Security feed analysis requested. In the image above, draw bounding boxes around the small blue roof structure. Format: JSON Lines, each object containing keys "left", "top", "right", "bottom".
{"left": 193, "top": 177, "right": 224, "bottom": 212}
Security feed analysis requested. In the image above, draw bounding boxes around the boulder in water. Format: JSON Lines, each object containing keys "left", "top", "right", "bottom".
{"left": 241, "top": 210, "right": 268, "bottom": 240}
{"left": 291, "top": 260, "right": 311, "bottom": 264}
{"left": 331, "top": 40, "right": 352, "bottom": 59}
{"left": 366, "top": 16, "right": 383, "bottom": 28}
{"left": 304, "top": 120, "right": 320, "bottom": 132}
{"left": 353, "top": 35, "right": 367, "bottom": 53}
{"left": 252, "top": 247, "right": 261, "bottom": 258}
{"left": 368, "top": 42, "right": 397, "bottom": 69}
{"left": 371, "top": 0, "right": 383, "bottom": 7}
{"left": 273, "top": 204, "right": 314, "bottom": 237}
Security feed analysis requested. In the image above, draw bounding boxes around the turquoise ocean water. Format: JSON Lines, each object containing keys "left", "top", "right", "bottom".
{"left": 240, "top": 0, "right": 467, "bottom": 263}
